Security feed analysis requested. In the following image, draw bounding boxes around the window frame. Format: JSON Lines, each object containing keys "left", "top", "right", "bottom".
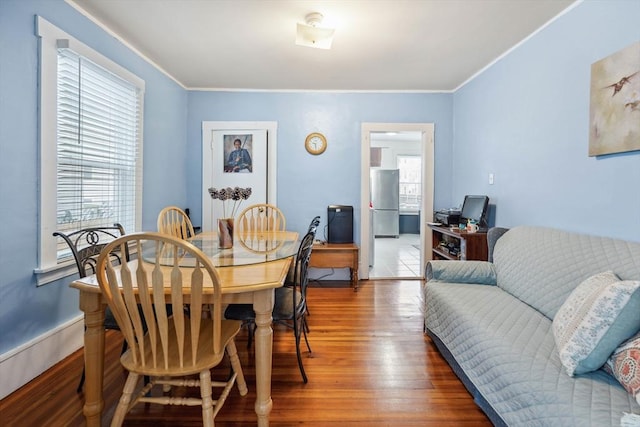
{"left": 35, "top": 16, "right": 144, "bottom": 286}
{"left": 397, "top": 155, "right": 422, "bottom": 210}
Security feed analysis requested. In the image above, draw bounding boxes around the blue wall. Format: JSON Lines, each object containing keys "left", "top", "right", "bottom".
{"left": 1, "top": 0, "right": 638, "bottom": 381}
{"left": 0, "top": 0, "right": 187, "bottom": 354}
{"left": 453, "top": 0, "right": 640, "bottom": 241}
{"left": 186, "top": 91, "right": 453, "bottom": 239}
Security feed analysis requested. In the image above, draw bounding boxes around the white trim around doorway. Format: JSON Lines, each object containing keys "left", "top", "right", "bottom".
{"left": 360, "top": 123, "right": 434, "bottom": 280}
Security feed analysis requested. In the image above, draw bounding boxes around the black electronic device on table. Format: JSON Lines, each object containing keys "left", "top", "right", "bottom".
{"left": 434, "top": 209, "right": 461, "bottom": 226}
{"left": 327, "top": 205, "right": 353, "bottom": 243}
{"left": 460, "top": 195, "right": 490, "bottom": 230}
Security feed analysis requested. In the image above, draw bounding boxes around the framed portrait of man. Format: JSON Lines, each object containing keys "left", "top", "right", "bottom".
{"left": 224, "top": 134, "right": 253, "bottom": 173}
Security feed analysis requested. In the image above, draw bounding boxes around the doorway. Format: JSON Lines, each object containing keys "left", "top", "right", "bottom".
{"left": 359, "top": 123, "right": 434, "bottom": 280}
{"left": 370, "top": 141, "right": 422, "bottom": 278}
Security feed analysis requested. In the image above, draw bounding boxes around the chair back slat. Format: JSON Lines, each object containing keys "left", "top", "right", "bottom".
{"left": 157, "top": 206, "right": 195, "bottom": 240}
{"left": 190, "top": 264, "right": 203, "bottom": 365}
{"left": 104, "top": 250, "right": 137, "bottom": 362}
{"left": 135, "top": 255, "right": 157, "bottom": 367}
{"left": 120, "top": 256, "right": 146, "bottom": 365}
{"left": 237, "top": 204, "right": 286, "bottom": 235}
{"left": 169, "top": 254, "right": 186, "bottom": 367}
{"left": 96, "top": 232, "right": 223, "bottom": 374}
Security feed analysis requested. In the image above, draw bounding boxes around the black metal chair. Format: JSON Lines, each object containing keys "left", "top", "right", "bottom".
{"left": 224, "top": 231, "right": 315, "bottom": 382}
{"left": 287, "top": 215, "right": 319, "bottom": 286}
{"left": 272, "top": 231, "right": 314, "bottom": 382}
{"left": 53, "top": 224, "right": 130, "bottom": 392}
{"left": 300, "top": 215, "right": 320, "bottom": 318}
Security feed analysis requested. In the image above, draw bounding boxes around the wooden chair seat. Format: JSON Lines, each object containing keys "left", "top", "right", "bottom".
{"left": 121, "top": 319, "right": 242, "bottom": 377}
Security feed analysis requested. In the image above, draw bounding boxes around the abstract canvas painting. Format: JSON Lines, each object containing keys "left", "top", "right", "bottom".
{"left": 589, "top": 41, "right": 640, "bottom": 156}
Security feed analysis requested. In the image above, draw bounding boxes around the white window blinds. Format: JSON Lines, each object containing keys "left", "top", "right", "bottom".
{"left": 55, "top": 48, "right": 142, "bottom": 260}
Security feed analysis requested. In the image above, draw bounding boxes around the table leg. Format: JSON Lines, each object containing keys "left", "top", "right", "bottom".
{"left": 79, "top": 291, "right": 106, "bottom": 427}
{"left": 352, "top": 263, "right": 359, "bottom": 292}
{"left": 253, "top": 288, "right": 274, "bottom": 427}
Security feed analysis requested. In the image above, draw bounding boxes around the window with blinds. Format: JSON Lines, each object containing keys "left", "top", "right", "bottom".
{"left": 55, "top": 48, "right": 142, "bottom": 261}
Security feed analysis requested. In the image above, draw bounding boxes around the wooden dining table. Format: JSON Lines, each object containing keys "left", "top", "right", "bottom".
{"left": 70, "top": 230, "right": 300, "bottom": 427}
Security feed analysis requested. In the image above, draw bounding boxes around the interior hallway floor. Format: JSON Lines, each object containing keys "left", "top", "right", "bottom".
{"left": 369, "top": 233, "right": 421, "bottom": 279}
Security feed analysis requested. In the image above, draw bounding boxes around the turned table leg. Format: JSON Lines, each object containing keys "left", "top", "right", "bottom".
{"left": 253, "top": 288, "right": 275, "bottom": 427}
{"left": 79, "top": 291, "right": 106, "bottom": 427}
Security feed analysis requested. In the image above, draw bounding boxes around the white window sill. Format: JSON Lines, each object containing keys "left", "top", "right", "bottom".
{"left": 34, "top": 261, "right": 79, "bottom": 287}
{"left": 34, "top": 247, "right": 138, "bottom": 286}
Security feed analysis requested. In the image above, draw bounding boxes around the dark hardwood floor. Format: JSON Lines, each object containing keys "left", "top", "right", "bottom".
{"left": 1, "top": 280, "right": 491, "bottom": 426}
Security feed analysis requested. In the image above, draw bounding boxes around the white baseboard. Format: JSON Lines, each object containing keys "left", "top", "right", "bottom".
{"left": 0, "top": 315, "right": 84, "bottom": 399}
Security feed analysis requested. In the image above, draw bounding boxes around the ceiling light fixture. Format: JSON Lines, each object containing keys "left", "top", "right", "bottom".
{"left": 296, "top": 12, "right": 335, "bottom": 50}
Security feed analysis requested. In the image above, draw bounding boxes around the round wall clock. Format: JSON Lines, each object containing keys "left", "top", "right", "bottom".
{"left": 305, "top": 132, "right": 327, "bottom": 155}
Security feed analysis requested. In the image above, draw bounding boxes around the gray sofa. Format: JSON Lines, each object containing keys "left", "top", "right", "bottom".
{"left": 423, "top": 225, "right": 640, "bottom": 426}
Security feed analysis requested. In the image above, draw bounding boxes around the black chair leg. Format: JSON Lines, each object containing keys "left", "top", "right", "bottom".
{"left": 294, "top": 327, "right": 308, "bottom": 383}
{"left": 292, "top": 316, "right": 311, "bottom": 383}
{"left": 302, "top": 318, "right": 312, "bottom": 353}
{"left": 246, "top": 320, "right": 256, "bottom": 348}
{"left": 77, "top": 369, "right": 86, "bottom": 393}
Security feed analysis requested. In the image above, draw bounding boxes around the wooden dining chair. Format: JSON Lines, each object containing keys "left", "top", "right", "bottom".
{"left": 96, "top": 232, "right": 247, "bottom": 427}
{"left": 53, "top": 223, "right": 129, "bottom": 392}
{"left": 157, "top": 206, "right": 196, "bottom": 239}
{"left": 236, "top": 203, "right": 286, "bottom": 235}
{"left": 228, "top": 204, "right": 286, "bottom": 348}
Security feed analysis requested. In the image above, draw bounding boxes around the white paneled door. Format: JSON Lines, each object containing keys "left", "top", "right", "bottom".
{"left": 202, "top": 121, "right": 277, "bottom": 232}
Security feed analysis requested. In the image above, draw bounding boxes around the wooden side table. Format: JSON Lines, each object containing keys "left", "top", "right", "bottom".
{"left": 309, "top": 242, "right": 360, "bottom": 291}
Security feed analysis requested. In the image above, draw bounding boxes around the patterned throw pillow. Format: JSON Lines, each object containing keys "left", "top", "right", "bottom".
{"left": 553, "top": 271, "right": 640, "bottom": 376}
{"left": 604, "top": 331, "right": 640, "bottom": 405}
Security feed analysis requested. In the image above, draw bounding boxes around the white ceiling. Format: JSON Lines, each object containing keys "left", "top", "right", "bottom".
{"left": 66, "top": 0, "right": 576, "bottom": 92}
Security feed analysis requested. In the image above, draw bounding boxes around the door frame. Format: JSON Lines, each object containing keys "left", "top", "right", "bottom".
{"left": 360, "top": 123, "right": 434, "bottom": 280}
{"left": 202, "top": 121, "right": 277, "bottom": 231}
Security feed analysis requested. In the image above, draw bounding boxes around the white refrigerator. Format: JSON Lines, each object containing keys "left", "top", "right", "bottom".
{"left": 370, "top": 169, "right": 400, "bottom": 237}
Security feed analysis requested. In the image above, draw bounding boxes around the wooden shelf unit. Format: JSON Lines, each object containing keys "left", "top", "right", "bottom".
{"left": 430, "top": 225, "right": 488, "bottom": 261}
